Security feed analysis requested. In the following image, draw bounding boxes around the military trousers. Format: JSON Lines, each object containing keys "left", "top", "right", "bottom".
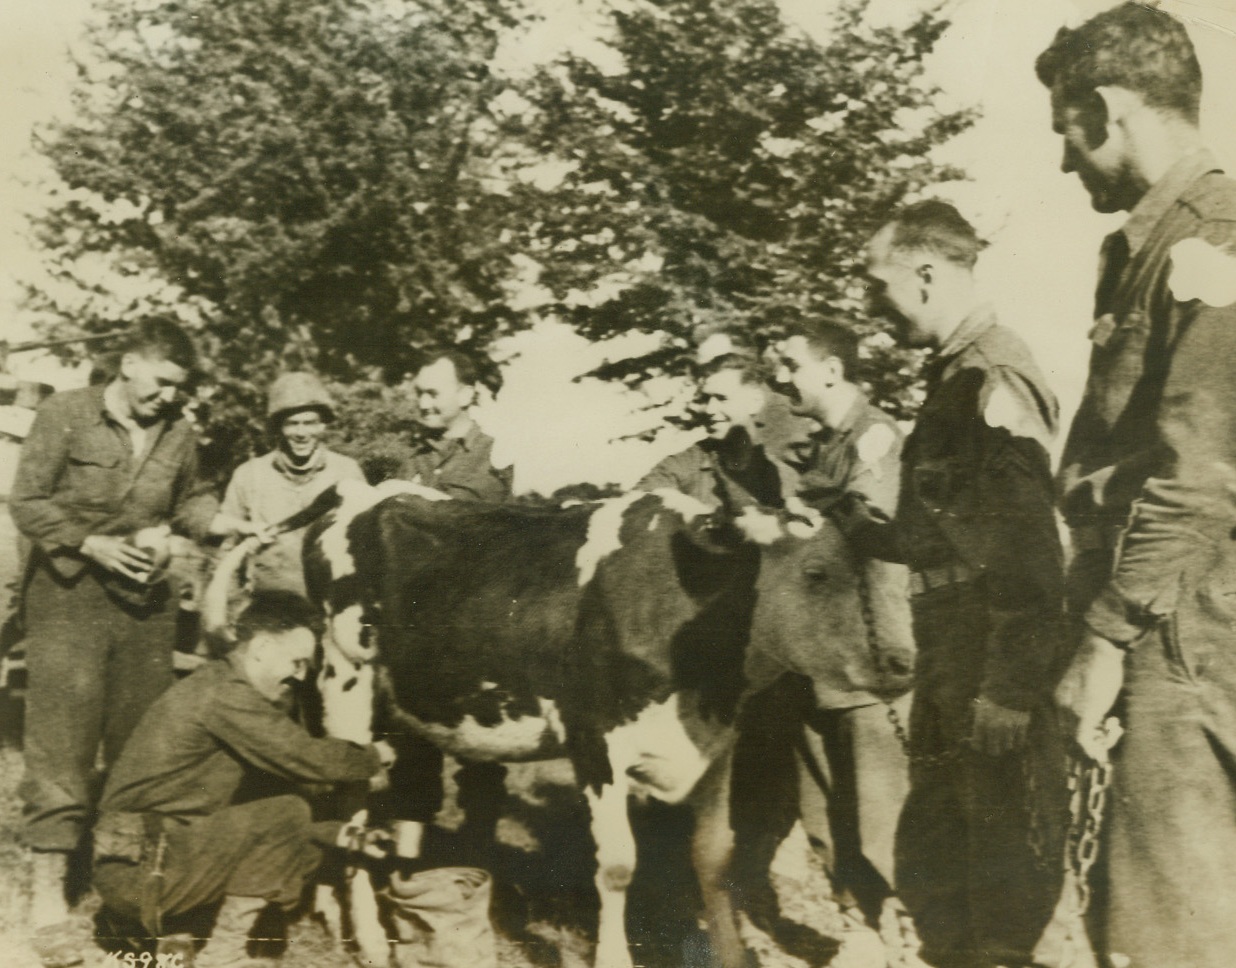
{"left": 94, "top": 795, "right": 326, "bottom": 934}
{"left": 895, "top": 586, "right": 1065, "bottom": 968}
{"left": 20, "top": 565, "right": 175, "bottom": 852}
{"left": 798, "top": 698, "right": 911, "bottom": 919}
{"left": 1095, "top": 596, "right": 1236, "bottom": 968}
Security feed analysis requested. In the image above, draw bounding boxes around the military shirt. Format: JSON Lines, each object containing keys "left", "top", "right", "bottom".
{"left": 895, "top": 308, "right": 1064, "bottom": 710}
{"left": 398, "top": 419, "right": 513, "bottom": 503}
{"left": 795, "top": 390, "right": 904, "bottom": 517}
{"left": 1058, "top": 150, "right": 1236, "bottom": 645}
{"left": 220, "top": 447, "right": 365, "bottom": 595}
{"left": 99, "top": 657, "right": 380, "bottom": 820}
{"left": 792, "top": 391, "right": 913, "bottom": 708}
{"left": 10, "top": 384, "right": 216, "bottom": 581}
{"left": 637, "top": 438, "right": 793, "bottom": 510}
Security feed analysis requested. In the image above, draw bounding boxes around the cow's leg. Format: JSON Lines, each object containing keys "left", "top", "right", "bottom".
{"left": 319, "top": 631, "right": 388, "bottom": 966}
{"left": 585, "top": 778, "right": 636, "bottom": 968}
{"left": 689, "top": 746, "right": 746, "bottom": 968}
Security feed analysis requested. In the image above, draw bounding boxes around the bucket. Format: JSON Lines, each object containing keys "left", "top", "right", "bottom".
{"left": 382, "top": 866, "right": 497, "bottom": 968}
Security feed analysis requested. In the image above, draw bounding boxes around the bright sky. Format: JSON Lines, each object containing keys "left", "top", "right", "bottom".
{"left": 2, "top": 0, "right": 1235, "bottom": 492}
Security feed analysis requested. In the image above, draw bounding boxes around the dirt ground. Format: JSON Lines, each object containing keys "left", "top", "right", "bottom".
{"left": 0, "top": 745, "right": 890, "bottom": 968}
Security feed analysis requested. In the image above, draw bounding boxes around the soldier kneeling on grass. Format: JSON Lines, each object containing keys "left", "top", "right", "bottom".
{"left": 91, "top": 590, "right": 395, "bottom": 968}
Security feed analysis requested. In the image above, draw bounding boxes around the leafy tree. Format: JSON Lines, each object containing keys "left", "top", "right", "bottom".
{"left": 28, "top": 0, "right": 532, "bottom": 477}
{"left": 27, "top": 0, "right": 969, "bottom": 483}
{"left": 501, "top": 0, "right": 971, "bottom": 417}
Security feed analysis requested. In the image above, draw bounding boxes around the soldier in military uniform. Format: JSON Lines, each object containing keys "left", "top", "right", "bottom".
{"left": 1037, "top": 7, "right": 1236, "bottom": 966}
{"left": 396, "top": 350, "right": 513, "bottom": 852}
{"left": 769, "top": 319, "right": 915, "bottom": 936}
{"left": 398, "top": 351, "right": 512, "bottom": 502}
{"left": 637, "top": 340, "right": 793, "bottom": 510}
{"left": 852, "top": 201, "right": 1067, "bottom": 968}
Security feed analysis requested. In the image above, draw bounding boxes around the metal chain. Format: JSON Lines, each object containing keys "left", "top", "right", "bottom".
{"left": 1023, "top": 750, "right": 1051, "bottom": 871}
{"left": 853, "top": 560, "right": 972, "bottom": 768}
{"left": 1066, "top": 754, "right": 1113, "bottom": 915}
{"left": 852, "top": 550, "right": 1115, "bottom": 900}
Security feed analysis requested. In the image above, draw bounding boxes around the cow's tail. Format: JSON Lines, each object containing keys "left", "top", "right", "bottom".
{"left": 266, "top": 482, "right": 346, "bottom": 537}
{"left": 199, "top": 485, "right": 346, "bottom": 647}
{"left": 199, "top": 535, "right": 262, "bottom": 647}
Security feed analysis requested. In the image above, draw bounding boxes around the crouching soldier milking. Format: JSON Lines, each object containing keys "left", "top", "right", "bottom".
{"left": 92, "top": 591, "right": 395, "bottom": 966}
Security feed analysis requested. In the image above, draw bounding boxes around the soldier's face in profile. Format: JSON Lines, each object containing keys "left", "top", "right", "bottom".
{"left": 1051, "top": 89, "right": 1134, "bottom": 214}
{"left": 246, "top": 626, "right": 316, "bottom": 703}
{"left": 865, "top": 228, "right": 929, "bottom": 346}
{"left": 772, "top": 336, "right": 836, "bottom": 419}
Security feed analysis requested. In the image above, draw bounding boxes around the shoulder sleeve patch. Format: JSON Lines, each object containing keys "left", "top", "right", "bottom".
{"left": 982, "top": 375, "right": 1052, "bottom": 450}
{"left": 855, "top": 423, "right": 896, "bottom": 470}
{"left": 1168, "top": 237, "right": 1236, "bottom": 308}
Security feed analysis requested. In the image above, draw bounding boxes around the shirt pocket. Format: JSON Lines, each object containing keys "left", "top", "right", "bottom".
{"left": 64, "top": 435, "right": 125, "bottom": 509}
{"left": 127, "top": 449, "right": 185, "bottom": 518}
{"left": 1086, "top": 310, "right": 1151, "bottom": 423}
{"left": 912, "top": 458, "right": 963, "bottom": 514}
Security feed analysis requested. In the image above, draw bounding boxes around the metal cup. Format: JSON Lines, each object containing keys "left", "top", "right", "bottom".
{"left": 391, "top": 820, "right": 425, "bottom": 860}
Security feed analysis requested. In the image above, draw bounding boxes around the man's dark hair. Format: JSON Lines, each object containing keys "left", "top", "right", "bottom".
{"left": 884, "top": 200, "right": 985, "bottom": 270}
{"left": 234, "top": 590, "right": 321, "bottom": 644}
{"left": 418, "top": 349, "right": 479, "bottom": 387}
{"left": 785, "top": 317, "right": 860, "bottom": 379}
{"left": 1035, "top": 2, "right": 1201, "bottom": 124}
{"left": 122, "top": 317, "right": 198, "bottom": 372}
{"left": 700, "top": 351, "right": 768, "bottom": 385}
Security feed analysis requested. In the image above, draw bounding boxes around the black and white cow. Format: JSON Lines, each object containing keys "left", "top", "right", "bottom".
{"left": 207, "top": 477, "right": 897, "bottom": 968}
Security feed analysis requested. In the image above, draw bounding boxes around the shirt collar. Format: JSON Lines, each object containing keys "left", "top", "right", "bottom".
{"left": 102, "top": 380, "right": 136, "bottom": 428}
{"left": 937, "top": 304, "right": 998, "bottom": 361}
{"left": 425, "top": 416, "right": 478, "bottom": 452}
{"left": 1120, "top": 148, "right": 1223, "bottom": 257}
{"left": 831, "top": 387, "right": 870, "bottom": 437}
{"left": 450, "top": 418, "right": 481, "bottom": 447}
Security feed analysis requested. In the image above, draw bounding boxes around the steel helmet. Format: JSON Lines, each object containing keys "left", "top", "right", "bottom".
{"left": 266, "top": 372, "right": 334, "bottom": 423}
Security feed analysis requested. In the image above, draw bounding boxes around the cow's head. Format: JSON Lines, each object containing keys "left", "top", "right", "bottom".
{"left": 750, "top": 514, "right": 915, "bottom": 703}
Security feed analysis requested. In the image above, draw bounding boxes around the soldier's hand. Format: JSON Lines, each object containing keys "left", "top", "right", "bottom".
{"left": 372, "top": 739, "right": 397, "bottom": 769}
{"left": 209, "top": 513, "right": 276, "bottom": 546}
{"left": 1055, "top": 631, "right": 1126, "bottom": 764}
{"left": 968, "top": 696, "right": 1030, "bottom": 756}
{"left": 368, "top": 765, "right": 391, "bottom": 793}
{"left": 80, "top": 534, "right": 155, "bottom": 582}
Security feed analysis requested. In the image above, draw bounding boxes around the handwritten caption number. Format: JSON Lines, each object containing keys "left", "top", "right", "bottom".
{"left": 102, "top": 952, "right": 185, "bottom": 968}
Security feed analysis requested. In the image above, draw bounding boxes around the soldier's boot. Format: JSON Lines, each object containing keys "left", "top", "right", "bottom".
{"left": 194, "top": 896, "right": 273, "bottom": 968}
{"left": 29, "top": 850, "right": 83, "bottom": 968}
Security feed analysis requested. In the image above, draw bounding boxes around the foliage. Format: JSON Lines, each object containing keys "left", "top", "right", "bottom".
{"left": 27, "top": 0, "right": 970, "bottom": 482}
{"left": 502, "top": 0, "right": 970, "bottom": 416}
{"left": 28, "top": 0, "right": 532, "bottom": 474}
